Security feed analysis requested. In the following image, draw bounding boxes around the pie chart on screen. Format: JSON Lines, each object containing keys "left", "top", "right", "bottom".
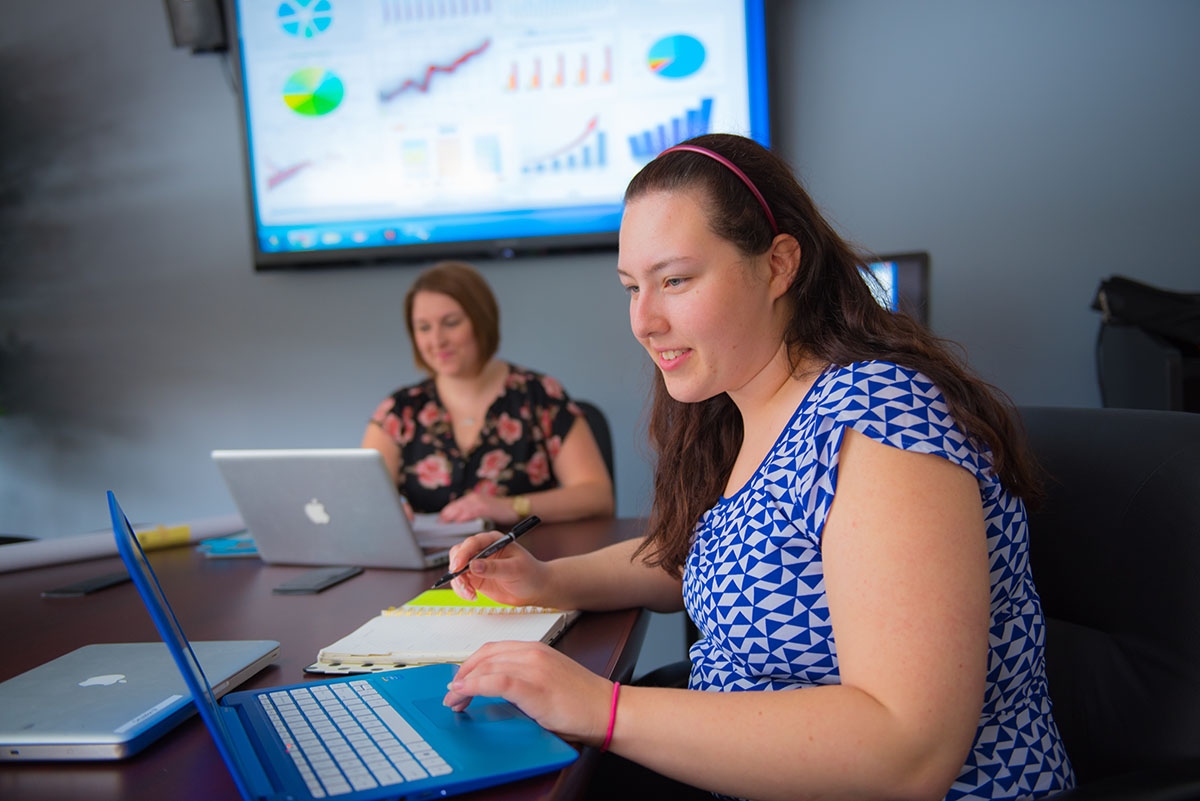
{"left": 648, "top": 34, "right": 706, "bottom": 79}
{"left": 282, "top": 68, "right": 344, "bottom": 116}
{"left": 278, "top": 0, "right": 334, "bottom": 39}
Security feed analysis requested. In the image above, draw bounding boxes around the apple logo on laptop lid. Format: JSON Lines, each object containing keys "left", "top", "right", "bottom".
{"left": 304, "top": 498, "right": 331, "bottom": 525}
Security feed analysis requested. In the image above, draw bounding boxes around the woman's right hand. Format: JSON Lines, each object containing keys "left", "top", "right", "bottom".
{"left": 446, "top": 530, "right": 548, "bottom": 606}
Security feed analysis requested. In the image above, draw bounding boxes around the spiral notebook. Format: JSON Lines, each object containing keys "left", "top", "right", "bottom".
{"left": 306, "top": 590, "right": 580, "bottom": 675}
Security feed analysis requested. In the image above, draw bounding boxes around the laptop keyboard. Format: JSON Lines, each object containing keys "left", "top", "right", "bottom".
{"left": 259, "top": 679, "right": 452, "bottom": 798}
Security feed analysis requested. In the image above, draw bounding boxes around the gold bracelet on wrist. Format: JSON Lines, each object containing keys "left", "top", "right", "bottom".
{"left": 511, "top": 495, "right": 532, "bottom": 518}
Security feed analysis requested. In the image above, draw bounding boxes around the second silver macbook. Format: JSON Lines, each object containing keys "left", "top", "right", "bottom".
{"left": 211, "top": 448, "right": 484, "bottom": 570}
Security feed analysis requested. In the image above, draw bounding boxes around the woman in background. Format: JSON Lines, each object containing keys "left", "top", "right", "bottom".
{"left": 361, "top": 261, "right": 613, "bottom": 526}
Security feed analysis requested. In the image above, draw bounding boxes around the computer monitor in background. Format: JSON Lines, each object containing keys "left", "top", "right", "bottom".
{"left": 224, "top": 0, "right": 770, "bottom": 270}
{"left": 862, "top": 251, "right": 930, "bottom": 326}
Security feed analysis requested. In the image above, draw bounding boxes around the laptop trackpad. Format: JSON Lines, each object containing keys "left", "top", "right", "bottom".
{"left": 414, "top": 697, "right": 523, "bottom": 729}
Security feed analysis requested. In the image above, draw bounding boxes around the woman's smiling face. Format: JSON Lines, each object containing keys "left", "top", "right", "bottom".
{"left": 617, "top": 189, "right": 786, "bottom": 405}
{"left": 410, "top": 291, "right": 481, "bottom": 378}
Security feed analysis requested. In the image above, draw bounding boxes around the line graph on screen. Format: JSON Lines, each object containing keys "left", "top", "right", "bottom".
{"left": 379, "top": 39, "right": 492, "bottom": 102}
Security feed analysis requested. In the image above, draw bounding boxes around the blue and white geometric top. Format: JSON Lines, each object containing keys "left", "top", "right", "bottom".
{"left": 682, "top": 361, "right": 1075, "bottom": 800}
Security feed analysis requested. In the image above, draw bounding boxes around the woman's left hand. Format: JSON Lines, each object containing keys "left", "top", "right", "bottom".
{"left": 443, "top": 641, "right": 613, "bottom": 746}
{"left": 439, "top": 492, "right": 519, "bottom": 525}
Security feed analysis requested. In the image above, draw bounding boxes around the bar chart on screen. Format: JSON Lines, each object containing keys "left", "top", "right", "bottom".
{"left": 522, "top": 117, "right": 608, "bottom": 174}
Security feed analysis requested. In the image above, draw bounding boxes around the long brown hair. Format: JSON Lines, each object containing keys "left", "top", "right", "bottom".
{"left": 627, "top": 134, "right": 1040, "bottom": 576}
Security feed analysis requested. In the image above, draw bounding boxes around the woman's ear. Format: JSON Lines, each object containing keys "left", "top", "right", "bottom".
{"left": 767, "top": 234, "right": 802, "bottom": 299}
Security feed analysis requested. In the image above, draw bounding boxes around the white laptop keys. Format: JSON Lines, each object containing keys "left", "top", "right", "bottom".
{"left": 211, "top": 448, "right": 486, "bottom": 570}
{"left": 0, "top": 639, "right": 279, "bottom": 761}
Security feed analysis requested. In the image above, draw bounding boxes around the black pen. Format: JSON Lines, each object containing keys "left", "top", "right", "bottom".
{"left": 431, "top": 515, "right": 541, "bottom": 589}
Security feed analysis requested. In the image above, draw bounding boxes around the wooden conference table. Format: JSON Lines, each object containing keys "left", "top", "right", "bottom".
{"left": 0, "top": 517, "right": 650, "bottom": 801}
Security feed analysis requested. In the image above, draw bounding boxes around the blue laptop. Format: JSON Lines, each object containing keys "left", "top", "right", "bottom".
{"left": 107, "top": 491, "right": 578, "bottom": 800}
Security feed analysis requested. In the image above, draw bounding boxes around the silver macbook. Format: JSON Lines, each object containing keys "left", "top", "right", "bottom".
{"left": 0, "top": 640, "right": 279, "bottom": 761}
{"left": 211, "top": 448, "right": 486, "bottom": 570}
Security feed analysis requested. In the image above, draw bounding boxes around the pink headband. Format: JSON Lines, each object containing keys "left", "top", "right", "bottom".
{"left": 658, "top": 144, "right": 779, "bottom": 235}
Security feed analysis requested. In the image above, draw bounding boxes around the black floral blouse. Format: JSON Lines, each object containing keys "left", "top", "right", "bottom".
{"left": 369, "top": 363, "right": 581, "bottom": 513}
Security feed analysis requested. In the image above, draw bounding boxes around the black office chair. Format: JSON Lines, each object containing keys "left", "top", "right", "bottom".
{"left": 1019, "top": 405, "right": 1200, "bottom": 799}
{"left": 1092, "top": 275, "right": 1200, "bottom": 412}
{"left": 575, "top": 399, "right": 615, "bottom": 498}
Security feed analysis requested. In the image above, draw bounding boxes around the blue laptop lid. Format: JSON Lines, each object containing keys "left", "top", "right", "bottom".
{"left": 108, "top": 491, "right": 579, "bottom": 801}
{"left": 109, "top": 491, "right": 263, "bottom": 798}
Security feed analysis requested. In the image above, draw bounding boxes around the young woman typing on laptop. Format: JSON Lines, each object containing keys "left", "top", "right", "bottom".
{"left": 438, "top": 136, "right": 1075, "bottom": 801}
{"left": 361, "top": 261, "right": 614, "bottom": 527}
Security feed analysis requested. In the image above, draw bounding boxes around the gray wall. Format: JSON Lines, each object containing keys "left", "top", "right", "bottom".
{"left": 773, "top": 1, "right": 1200, "bottom": 404}
{"left": 3, "top": 1, "right": 1198, "bottom": 673}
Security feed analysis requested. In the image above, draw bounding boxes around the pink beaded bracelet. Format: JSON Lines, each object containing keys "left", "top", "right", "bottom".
{"left": 600, "top": 681, "right": 621, "bottom": 752}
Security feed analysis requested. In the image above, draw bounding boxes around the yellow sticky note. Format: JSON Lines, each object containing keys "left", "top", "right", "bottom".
{"left": 381, "top": 589, "right": 510, "bottom": 615}
{"left": 406, "top": 589, "right": 508, "bottom": 608}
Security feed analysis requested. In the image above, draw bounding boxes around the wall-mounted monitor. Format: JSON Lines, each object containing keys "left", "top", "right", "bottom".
{"left": 224, "top": 0, "right": 770, "bottom": 270}
{"left": 863, "top": 251, "right": 930, "bottom": 325}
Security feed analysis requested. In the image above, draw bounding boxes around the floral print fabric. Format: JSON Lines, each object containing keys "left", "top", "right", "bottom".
{"left": 369, "top": 363, "right": 580, "bottom": 513}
